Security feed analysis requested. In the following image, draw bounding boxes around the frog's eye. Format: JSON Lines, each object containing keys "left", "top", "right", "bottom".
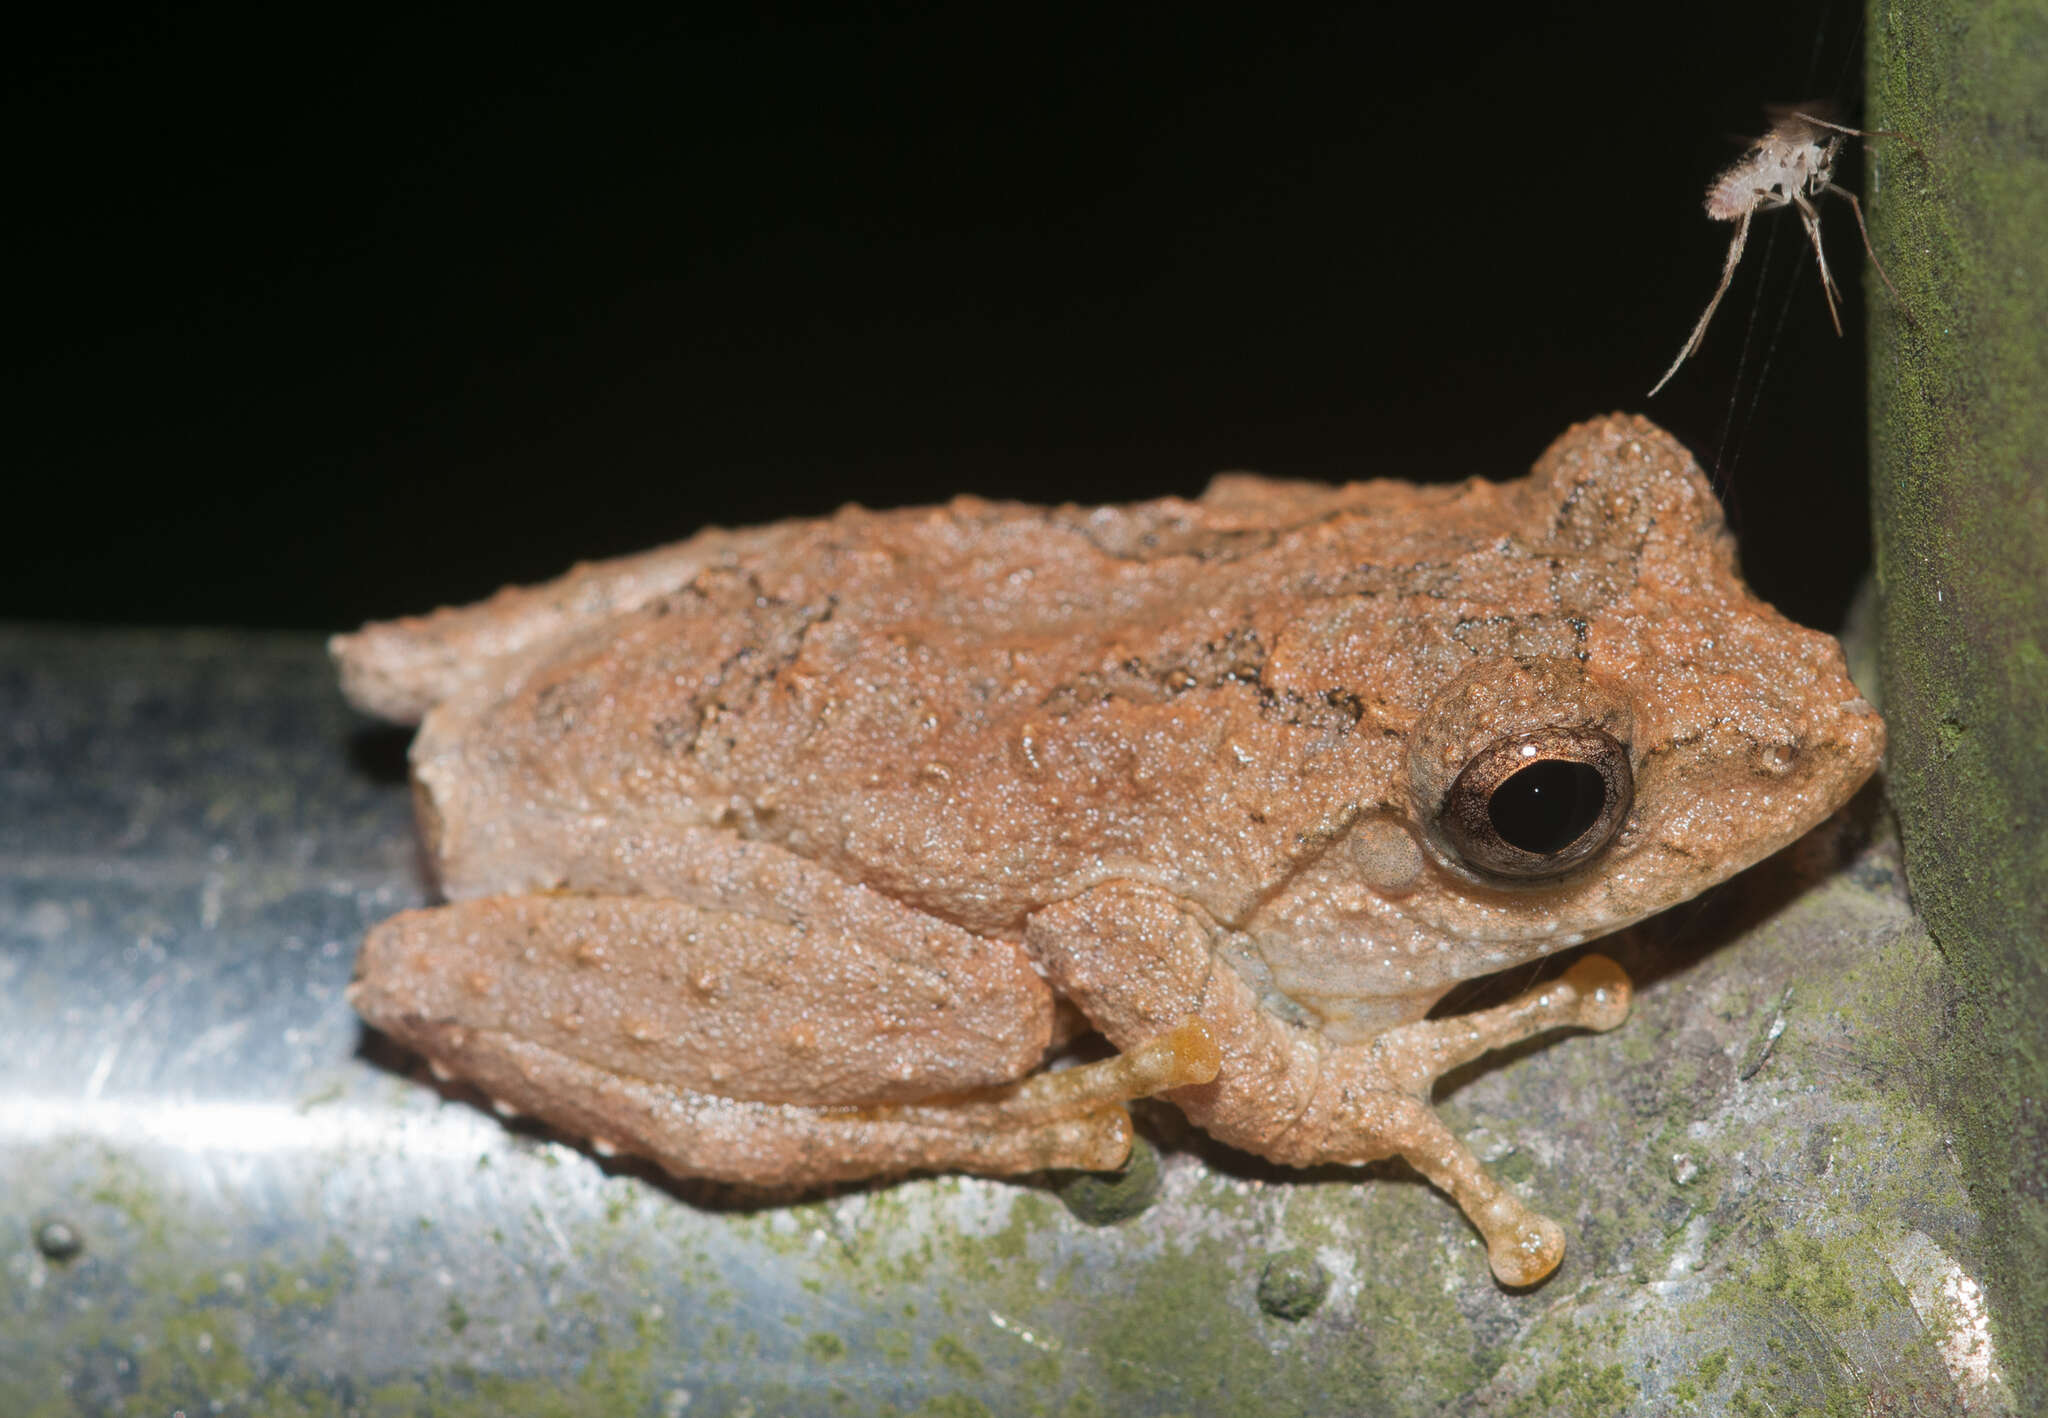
{"left": 1438, "top": 727, "right": 1633, "bottom": 881}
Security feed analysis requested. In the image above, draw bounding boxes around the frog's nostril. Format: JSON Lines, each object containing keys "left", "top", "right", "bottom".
{"left": 1752, "top": 742, "right": 1799, "bottom": 777}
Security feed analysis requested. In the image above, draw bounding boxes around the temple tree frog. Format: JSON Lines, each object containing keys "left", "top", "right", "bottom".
{"left": 333, "top": 414, "right": 1881, "bottom": 1285}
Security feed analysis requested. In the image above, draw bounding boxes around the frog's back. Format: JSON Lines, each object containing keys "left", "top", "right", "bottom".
{"left": 338, "top": 415, "right": 1741, "bottom": 934}
{"left": 335, "top": 470, "right": 1537, "bottom": 723}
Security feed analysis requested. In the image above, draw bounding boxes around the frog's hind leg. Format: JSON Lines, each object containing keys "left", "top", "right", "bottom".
{"left": 385, "top": 1011, "right": 1155, "bottom": 1190}
{"left": 351, "top": 889, "right": 1216, "bottom": 1189}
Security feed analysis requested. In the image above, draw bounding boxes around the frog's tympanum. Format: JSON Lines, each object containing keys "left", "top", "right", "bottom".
{"left": 334, "top": 415, "right": 1881, "bottom": 1284}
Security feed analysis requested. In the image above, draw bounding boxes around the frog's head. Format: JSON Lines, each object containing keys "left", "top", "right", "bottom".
{"left": 1390, "top": 414, "right": 1884, "bottom": 951}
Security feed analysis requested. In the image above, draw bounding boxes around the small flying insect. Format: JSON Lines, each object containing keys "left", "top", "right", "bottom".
{"left": 1650, "top": 102, "right": 1913, "bottom": 396}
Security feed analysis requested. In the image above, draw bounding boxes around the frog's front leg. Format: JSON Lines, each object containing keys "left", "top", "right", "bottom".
{"left": 1371, "top": 955, "right": 1632, "bottom": 1093}
{"left": 351, "top": 891, "right": 1216, "bottom": 1190}
{"left": 1027, "top": 884, "right": 1631, "bottom": 1285}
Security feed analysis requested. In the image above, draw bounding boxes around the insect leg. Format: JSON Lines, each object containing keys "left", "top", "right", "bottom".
{"left": 1792, "top": 189, "right": 1844, "bottom": 335}
{"left": 1822, "top": 181, "right": 1907, "bottom": 311}
{"left": 1649, "top": 207, "right": 1754, "bottom": 397}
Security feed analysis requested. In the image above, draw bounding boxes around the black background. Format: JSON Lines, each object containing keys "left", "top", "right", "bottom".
{"left": 7, "top": 5, "right": 1883, "bottom": 634}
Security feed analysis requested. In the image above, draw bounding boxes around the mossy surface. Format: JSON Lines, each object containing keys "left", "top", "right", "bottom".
{"left": 1255, "top": 1249, "right": 1331, "bottom": 1321}
{"left": 1866, "top": 3, "right": 2048, "bottom": 1410}
{"left": 0, "top": 628, "right": 2025, "bottom": 1415}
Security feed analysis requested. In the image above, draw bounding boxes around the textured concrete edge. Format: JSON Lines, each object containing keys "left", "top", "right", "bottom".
{"left": 1866, "top": 1, "right": 2048, "bottom": 1409}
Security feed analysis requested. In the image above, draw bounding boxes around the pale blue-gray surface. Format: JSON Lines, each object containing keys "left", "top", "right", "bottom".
{"left": 0, "top": 625, "right": 2009, "bottom": 1415}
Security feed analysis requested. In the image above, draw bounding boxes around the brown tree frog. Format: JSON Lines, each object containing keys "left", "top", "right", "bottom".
{"left": 333, "top": 414, "right": 1881, "bottom": 1285}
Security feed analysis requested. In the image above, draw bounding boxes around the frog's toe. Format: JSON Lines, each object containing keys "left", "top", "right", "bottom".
{"left": 1001, "top": 1018, "right": 1220, "bottom": 1114}
{"left": 1483, "top": 1204, "right": 1566, "bottom": 1287}
{"left": 1560, "top": 953, "right": 1632, "bottom": 1033}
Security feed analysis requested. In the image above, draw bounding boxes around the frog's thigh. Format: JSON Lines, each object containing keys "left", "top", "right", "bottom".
{"left": 353, "top": 891, "right": 1056, "bottom": 1109}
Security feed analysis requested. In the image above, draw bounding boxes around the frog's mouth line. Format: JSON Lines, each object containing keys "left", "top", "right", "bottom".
{"left": 1386, "top": 817, "right": 1828, "bottom": 954}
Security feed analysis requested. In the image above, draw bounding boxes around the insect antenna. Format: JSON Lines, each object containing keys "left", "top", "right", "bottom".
{"left": 1789, "top": 108, "right": 1926, "bottom": 159}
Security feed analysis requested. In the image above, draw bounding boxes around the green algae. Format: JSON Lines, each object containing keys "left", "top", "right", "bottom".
{"left": 930, "top": 1334, "right": 986, "bottom": 1381}
{"left": 1867, "top": 1, "right": 2048, "bottom": 1409}
{"left": 1497, "top": 1320, "right": 1637, "bottom": 1418}
{"left": 1254, "top": 1249, "right": 1331, "bottom": 1321}
{"left": 1695, "top": 1348, "right": 1730, "bottom": 1392}
{"left": 874, "top": 1327, "right": 916, "bottom": 1364}
{"left": 911, "top": 1397, "right": 994, "bottom": 1418}
{"left": 1670, "top": 1197, "right": 1963, "bottom": 1413}
{"left": 1668, "top": 1346, "right": 1732, "bottom": 1409}
{"left": 1751, "top": 1230, "right": 1863, "bottom": 1322}
{"left": 2, "top": 1138, "right": 695, "bottom": 1418}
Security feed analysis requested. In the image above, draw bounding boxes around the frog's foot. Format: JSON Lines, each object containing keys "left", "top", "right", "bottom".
{"left": 376, "top": 1015, "right": 1216, "bottom": 1190}
{"left": 848, "top": 1018, "right": 1220, "bottom": 1168}
{"left": 994, "top": 1019, "right": 1222, "bottom": 1115}
{"left": 394, "top": 1015, "right": 1151, "bottom": 1187}
{"left": 1375, "top": 953, "right": 1633, "bottom": 1094}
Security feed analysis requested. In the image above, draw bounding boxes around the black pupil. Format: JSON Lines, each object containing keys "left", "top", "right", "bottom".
{"left": 1486, "top": 759, "right": 1607, "bottom": 855}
